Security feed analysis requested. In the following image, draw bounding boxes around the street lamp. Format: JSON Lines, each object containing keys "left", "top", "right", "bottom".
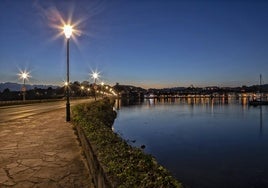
{"left": 18, "top": 70, "right": 30, "bottom": 101}
{"left": 80, "top": 86, "right": 85, "bottom": 96}
{"left": 64, "top": 24, "right": 73, "bottom": 122}
{"left": 91, "top": 71, "right": 99, "bottom": 101}
{"left": 101, "top": 82, "right": 104, "bottom": 97}
{"left": 92, "top": 72, "right": 99, "bottom": 83}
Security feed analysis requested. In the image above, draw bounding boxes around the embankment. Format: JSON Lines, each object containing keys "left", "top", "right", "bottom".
{"left": 72, "top": 98, "right": 183, "bottom": 188}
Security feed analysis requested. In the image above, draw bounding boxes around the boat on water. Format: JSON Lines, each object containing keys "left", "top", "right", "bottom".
{"left": 249, "top": 100, "right": 268, "bottom": 106}
{"left": 249, "top": 74, "right": 268, "bottom": 106}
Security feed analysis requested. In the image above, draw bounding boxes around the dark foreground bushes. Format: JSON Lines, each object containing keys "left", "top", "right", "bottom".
{"left": 72, "top": 98, "right": 183, "bottom": 188}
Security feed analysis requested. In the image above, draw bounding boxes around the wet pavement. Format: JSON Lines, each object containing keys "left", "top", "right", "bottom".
{"left": 0, "top": 108, "right": 94, "bottom": 188}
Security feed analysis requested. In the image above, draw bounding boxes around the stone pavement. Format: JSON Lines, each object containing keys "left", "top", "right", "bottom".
{"left": 0, "top": 109, "right": 94, "bottom": 188}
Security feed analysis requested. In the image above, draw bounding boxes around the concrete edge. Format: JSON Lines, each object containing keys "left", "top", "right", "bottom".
{"left": 75, "top": 125, "right": 114, "bottom": 188}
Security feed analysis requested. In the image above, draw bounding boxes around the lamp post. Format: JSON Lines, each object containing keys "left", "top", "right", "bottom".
{"left": 64, "top": 25, "right": 73, "bottom": 122}
{"left": 22, "top": 73, "right": 27, "bottom": 101}
{"left": 81, "top": 86, "right": 84, "bottom": 96}
{"left": 92, "top": 72, "right": 99, "bottom": 101}
{"left": 18, "top": 70, "right": 30, "bottom": 102}
{"left": 22, "top": 75, "right": 26, "bottom": 101}
{"left": 101, "top": 82, "right": 104, "bottom": 97}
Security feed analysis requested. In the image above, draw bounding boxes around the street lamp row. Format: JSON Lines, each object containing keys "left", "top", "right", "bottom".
{"left": 63, "top": 23, "right": 114, "bottom": 121}
{"left": 63, "top": 24, "right": 103, "bottom": 120}
{"left": 17, "top": 22, "right": 111, "bottom": 122}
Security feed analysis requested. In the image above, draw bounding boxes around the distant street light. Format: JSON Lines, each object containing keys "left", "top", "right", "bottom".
{"left": 91, "top": 71, "right": 99, "bottom": 101}
{"left": 80, "top": 86, "right": 85, "bottom": 96}
{"left": 18, "top": 70, "right": 30, "bottom": 101}
{"left": 101, "top": 82, "right": 104, "bottom": 97}
{"left": 64, "top": 24, "right": 73, "bottom": 122}
{"left": 92, "top": 72, "right": 99, "bottom": 83}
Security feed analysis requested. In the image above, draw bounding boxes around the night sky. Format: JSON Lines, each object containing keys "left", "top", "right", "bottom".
{"left": 0, "top": 0, "right": 268, "bottom": 88}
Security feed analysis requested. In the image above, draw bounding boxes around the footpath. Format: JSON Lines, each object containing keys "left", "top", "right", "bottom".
{"left": 0, "top": 108, "right": 94, "bottom": 188}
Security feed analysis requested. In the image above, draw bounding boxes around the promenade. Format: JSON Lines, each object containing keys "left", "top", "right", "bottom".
{"left": 0, "top": 108, "right": 94, "bottom": 188}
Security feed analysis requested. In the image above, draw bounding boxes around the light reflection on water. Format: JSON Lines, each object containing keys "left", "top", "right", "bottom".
{"left": 113, "top": 98, "right": 268, "bottom": 188}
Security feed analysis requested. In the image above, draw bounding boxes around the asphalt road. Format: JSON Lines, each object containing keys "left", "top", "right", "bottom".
{"left": 0, "top": 98, "right": 94, "bottom": 123}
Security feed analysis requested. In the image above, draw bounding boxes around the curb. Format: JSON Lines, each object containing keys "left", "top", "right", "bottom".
{"left": 75, "top": 125, "right": 114, "bottom": 188}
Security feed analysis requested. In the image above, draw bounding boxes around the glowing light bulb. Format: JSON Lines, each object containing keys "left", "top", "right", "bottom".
{"left": 64, "top": 25, "right": 73, "bottom": 39}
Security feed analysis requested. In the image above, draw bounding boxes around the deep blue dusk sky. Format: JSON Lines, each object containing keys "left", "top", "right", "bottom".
{"left": 0, "top": 0, "right": 268, "bottom": 88}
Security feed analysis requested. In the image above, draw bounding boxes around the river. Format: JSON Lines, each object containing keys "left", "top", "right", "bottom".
{"left": 113, "top": 97, "right": 268, "bottom": 188}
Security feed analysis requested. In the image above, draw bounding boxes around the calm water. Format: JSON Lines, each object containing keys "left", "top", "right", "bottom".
{"left": 113, "top": 98, "right": 268, "bottom": 188}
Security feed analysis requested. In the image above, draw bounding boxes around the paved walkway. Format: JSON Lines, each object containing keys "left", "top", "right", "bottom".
{"left": 0, "top": 109, "right": 94, "bottom": 188}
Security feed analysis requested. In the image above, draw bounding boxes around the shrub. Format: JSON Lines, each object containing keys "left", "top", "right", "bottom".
{"left": 72, "top": 98, "right": 183, "bottom": 188}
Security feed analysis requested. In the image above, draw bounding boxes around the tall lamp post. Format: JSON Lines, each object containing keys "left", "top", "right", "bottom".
{"left": 101, "top": 82, "right": 104, "bottom": 97}
{"left": 92, "top": 72, "right": 99, "bottom": 101}
{"left": 18, "top": 70, "right": 30, "bottom": 102}
{"left": 22, "top": 73, "right": 27, "bottom": 101}
{"left": 64, "top": 25, "right": 73, "bottom": 122}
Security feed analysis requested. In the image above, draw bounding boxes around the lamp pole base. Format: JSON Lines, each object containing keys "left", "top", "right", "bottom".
{"left": 66, "top": 102, "right": 70, "bottom": 122}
